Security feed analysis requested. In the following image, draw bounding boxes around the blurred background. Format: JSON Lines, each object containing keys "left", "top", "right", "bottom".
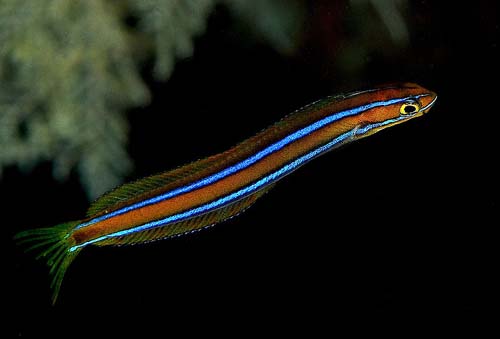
{"left": 3, "top": 0, "right": 497, "bottom": 335}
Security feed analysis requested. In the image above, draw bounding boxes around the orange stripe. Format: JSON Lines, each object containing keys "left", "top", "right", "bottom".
{"left": 71, "top": 113, "right": 364, "bottom": 243}
{"left": 71, "top": 84, "right": 434, "bottom": 244}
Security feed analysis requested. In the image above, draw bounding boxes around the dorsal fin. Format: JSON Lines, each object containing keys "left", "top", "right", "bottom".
{"left": 86, "top": 152, "right": 227, "bottom": 217}
{"left": 86, "top": 93, "right": 346, "bottom": 218}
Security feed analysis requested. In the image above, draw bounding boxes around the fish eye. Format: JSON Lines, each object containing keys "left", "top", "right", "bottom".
{"left": 400, "top": 100, "right": 420, "bottom": 115}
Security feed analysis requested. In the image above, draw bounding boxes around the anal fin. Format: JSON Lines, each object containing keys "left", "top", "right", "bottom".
{"left": 94, "top": 185, "right": 274, "bottom": 246}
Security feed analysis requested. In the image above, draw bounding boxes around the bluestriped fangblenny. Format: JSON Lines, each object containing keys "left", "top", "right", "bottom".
{"left": 15, "top": 83, "right": 437, "bottom": 303}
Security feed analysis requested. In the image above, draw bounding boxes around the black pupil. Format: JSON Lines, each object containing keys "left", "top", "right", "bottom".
{"left": 404, "top": 105, "right": 416, "bottom": 113}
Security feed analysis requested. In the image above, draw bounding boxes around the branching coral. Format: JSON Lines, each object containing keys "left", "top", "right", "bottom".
{"left": 0, "top": 0, "right": 305, "bottom": 199}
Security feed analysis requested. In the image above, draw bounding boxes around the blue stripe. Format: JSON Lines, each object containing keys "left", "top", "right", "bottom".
{"left": 75, "top": 95, "right": 421, "bottom": 231}
{"left": 355, "top": 116, "right": 405, "bottom": 135}
{"left": 354, "top": 97, "right": 432, "bottom": 135}
{"left": 70, "top": 130, "right": 353, "bottom": 251}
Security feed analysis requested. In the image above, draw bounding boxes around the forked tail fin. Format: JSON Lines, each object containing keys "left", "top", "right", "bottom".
{"left": 14, "top": 220, "right": 82, "bottom": 304}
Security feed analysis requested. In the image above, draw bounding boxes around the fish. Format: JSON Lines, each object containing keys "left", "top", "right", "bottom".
{"left": 15, "top": 82, "right": 437, "bottom": 303}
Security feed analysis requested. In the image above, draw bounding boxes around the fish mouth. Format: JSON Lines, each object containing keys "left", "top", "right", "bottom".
{"left": 419, "top": 94, "right": 438, "bottom": 113}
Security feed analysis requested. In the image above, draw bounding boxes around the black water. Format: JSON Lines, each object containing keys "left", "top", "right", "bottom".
{"left": 5, "top": 1, "right": 497, "bottom": 336}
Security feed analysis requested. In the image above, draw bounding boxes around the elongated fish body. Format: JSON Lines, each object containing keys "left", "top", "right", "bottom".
{"left": 16, "top": 83, "right": 437, "bottom": 303}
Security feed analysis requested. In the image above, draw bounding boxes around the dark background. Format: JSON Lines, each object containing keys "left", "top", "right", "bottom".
{"left": 5, "top": 1, "right": 497, "bottom": 336}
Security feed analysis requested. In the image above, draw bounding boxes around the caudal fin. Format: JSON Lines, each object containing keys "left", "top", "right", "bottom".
{"left": 15, "top": 221, "right": 82, "bottom": 304}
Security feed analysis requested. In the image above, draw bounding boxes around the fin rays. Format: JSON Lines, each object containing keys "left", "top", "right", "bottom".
{"left": 85, "top": 152, "right": 229, "bottom": 217}
{"left": 14, "top": 221, "right": 82, "bottom": 304}
{"left": 95, "top": 186, "right": 273, "bottom": 247}
{"left": 84, "top": 92, "right": 336, "bottom": 219}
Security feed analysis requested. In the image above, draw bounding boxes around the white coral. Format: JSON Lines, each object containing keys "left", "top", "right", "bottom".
{"left": 0, "top": 0, "right": 305, "bottom": 199}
